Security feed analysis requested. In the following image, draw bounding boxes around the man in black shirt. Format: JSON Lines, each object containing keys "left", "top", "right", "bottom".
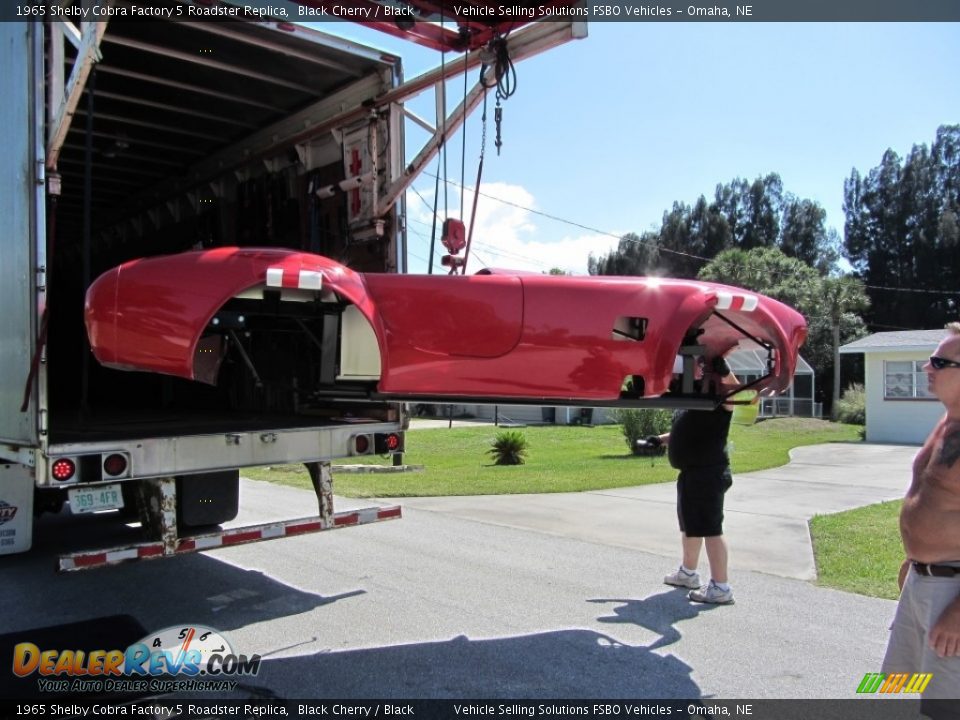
{"left": 656, "top": 356, "right": 739, "bottom": 605}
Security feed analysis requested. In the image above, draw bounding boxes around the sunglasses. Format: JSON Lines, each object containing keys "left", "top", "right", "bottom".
{"left": 929, "top": 356, "right": 960, "bottom": 370}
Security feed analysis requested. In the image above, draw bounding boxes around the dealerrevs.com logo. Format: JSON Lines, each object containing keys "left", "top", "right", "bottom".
{"left": 12, "top": 625, "right": 260, "bottom": 694}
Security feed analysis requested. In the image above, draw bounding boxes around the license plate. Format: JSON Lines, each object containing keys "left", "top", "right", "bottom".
{"left": 68, "top": 484, "right": 124, "bottom": 514}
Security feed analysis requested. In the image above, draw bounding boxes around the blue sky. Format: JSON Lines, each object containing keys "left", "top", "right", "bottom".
{"left": 307, "top": 21, "right": 960, "bottom": 275}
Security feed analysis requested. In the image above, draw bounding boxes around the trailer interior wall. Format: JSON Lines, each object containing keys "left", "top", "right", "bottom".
{"left": 36, "top": 18, "right": 403, "bottom": 443}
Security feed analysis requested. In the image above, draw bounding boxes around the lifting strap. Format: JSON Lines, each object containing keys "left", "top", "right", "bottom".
{"left": 461, "top": 88, "right": 488, "bottom": 275}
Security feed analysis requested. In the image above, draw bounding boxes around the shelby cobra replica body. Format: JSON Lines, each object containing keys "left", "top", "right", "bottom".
{"left": 85, "top": 247, "right": 807, "bottom": 408}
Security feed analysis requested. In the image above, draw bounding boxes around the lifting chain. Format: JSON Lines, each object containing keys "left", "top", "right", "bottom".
{"left": 494, "top": 91, "right": 503, "bottom": 155}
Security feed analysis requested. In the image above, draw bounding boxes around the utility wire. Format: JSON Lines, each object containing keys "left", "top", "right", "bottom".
{"left": 421, "top": 171, "right": 708, "bottom": 265}
{"left": 408, "top": 213, "right": 556, "bottom": 270}
{"left": 415, "top": 174, "right": 960, "bottom": 296}
{"left": 407, "top": 220, "right": 501, "bottom": 273}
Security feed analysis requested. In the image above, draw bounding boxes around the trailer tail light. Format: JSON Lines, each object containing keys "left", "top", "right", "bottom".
{"left": 51, "top": 458, "right": 77, "bottom": 482}
{"left": 375, "top": 432, "right": 403, "bottom": 454}
{"left": 102, "top": 453, "right": 129, "bottom": 478}
{"left": 351, "top": 434, "right": 373, "bottom": 456}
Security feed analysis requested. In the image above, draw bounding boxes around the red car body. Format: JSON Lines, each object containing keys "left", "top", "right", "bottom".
{"left": 85, "top": 247, "right": 807, "bottom": 405}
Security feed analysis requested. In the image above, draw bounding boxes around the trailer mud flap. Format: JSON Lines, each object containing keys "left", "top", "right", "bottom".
{"left": 57, "top": 505, "right": 401, "bottom": 572}
{"left": 0, "top": 464, "right": 34, "bottom": 555}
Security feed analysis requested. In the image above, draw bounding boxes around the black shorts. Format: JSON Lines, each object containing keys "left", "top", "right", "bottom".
{"left": 676, "top": 466, "right": 733, "bottom": 537}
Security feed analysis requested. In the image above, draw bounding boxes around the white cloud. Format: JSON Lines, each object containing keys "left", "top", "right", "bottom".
{"left": 405, "top": 182, "right": 622, "bottom": 275}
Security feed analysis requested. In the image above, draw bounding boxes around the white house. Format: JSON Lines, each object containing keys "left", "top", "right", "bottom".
{"left": 839, "top": 329, "right": 947, "bottom": 444}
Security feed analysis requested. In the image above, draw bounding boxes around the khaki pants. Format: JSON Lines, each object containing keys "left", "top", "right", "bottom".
{"left": 882, "top": 566, "right": 960, "bottom": 702}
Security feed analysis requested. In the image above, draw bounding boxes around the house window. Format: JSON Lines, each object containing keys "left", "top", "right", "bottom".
{"left": 884, "top": 360, "right": 934, "bottom": 400}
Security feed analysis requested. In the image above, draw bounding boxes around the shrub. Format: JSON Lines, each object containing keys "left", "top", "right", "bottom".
{"left": 612, "top": 408, "right": 672, "bottom": 454}
{"left": 835, "top": 383, "right": 866, "bottom": 425}
{"left": 489, "top": 430, "right": 529, "bottom": 465}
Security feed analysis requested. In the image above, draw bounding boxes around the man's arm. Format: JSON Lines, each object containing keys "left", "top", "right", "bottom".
{"left": 931, "top": 595, "right": 960, "bottom": 658}
{"left": 897, "top": 559, "right": 910, "bottom": 591}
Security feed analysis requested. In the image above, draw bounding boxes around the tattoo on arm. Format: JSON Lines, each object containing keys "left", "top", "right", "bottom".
{"left": 937, "top": 429, "right": 960, "bottom": 468}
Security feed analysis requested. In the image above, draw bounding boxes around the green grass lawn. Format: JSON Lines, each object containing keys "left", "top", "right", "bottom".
{"left": 243, "top": 417, "right": 861, "bottom": 498}
{"left": 809, "top": 500, "right": 904, "bottom": 600}
{"left": 245, "top": 416, "right": 902, "bottom": 599}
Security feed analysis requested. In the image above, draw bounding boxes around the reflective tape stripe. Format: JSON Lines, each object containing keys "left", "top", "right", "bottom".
{"left": 58, "top": 505, "right": 402, "bottom": 571}
{"left": 266, "top": 267, "right": 323, "bottom": 290}
{"left": 191, "top": 535, "right": 224, "bottom": 550}
{"left": 107, "top": 548, "right": 140, "bottom": 563}
{"left": 715, "top": 291, "right": 758, "bottom": 312}
{"left": 298, "top": 270, "right": 323, "bottom": 290}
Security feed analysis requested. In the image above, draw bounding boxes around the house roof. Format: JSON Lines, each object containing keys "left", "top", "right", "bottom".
{"left": 839, "top": 329, "right": 948, "bottom": 354}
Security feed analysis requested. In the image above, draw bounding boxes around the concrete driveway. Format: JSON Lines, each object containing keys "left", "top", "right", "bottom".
{"left": 4, "top": 442, "right": 922, "bottom": 703}
{"left": 389, "top": 442, "right": 917, "bottom": 580}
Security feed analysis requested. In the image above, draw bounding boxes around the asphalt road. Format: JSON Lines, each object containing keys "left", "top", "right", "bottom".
{"left": 4, "top": 463, "right": 904, "bottom": 702}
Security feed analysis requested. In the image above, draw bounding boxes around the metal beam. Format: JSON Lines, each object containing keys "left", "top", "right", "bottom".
{"left": 65, "top": 126, "right": 207, "bottom": 156}
{"left": 185, "top": 20, "right": 364, "bottom": 77}
{"left": 57, "top": 157, "right": 168, "bottom": 179}
{"left": 102, "top": 20, "right": 583, "bottom": 222}
{"left": 104, "top": 33, "right": 319, "bottom": 95}
{"left": 84, "top": 89, "right": 258, "bottom": 128}
{"left": 71, "top": 108, "right": 228, "bottom": 142}
{"left": 47, "top": 20, "right": 109, "bottom": 170}
{"left": 131, "top": 71, "right": 386, "bottom": 205}
{"left": 402, "top": 107, "right": 437, "bottom": 134}
{"left": 380, "top": 21, "right": 586, "bottom": 213}
{"left": 276, "top": 20, "right": 585, "bottom": 174}
{"left": 96, "top": 65, "right": 283, "bottom": 112}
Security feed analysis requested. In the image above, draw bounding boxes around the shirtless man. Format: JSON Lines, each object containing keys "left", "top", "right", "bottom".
{"left": 881, "top": 322, "right": 960, "bottom": 702}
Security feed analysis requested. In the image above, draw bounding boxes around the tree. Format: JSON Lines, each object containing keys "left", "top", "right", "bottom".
{"left": 779, "top": 196, "right": 838, "bottom": 274}
{"left": 697, "top": 247, "right": 820, "bottom": 313}
{"left": 594, "top": 172, "right": 829, "bottom": 282}
{"left": 843, "top": 125, "right": 960, "bottom": 330}
{"left": 643, "top": 196, "right": 733, "bottom": 278}
{"left": 588, "top": 231, "right": 659, "bottom": 276}
{"left": 657, "top": 202, "right": 699, "bottom": 278}
{"left": 739, "top": 173, "right": 783, "bottom": 250}
{"left": 714, "top": 178, "right": 748, "bottom": 245}
{"left": 817, "top": 277, "right": 870, "bottom": 419}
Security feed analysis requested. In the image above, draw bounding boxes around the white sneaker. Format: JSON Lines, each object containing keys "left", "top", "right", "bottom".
{"left": 664, "top": 566, "right": 701, "bottom": 589}
{"left": 689, "top": 580, "right": 735, "bottom": 605}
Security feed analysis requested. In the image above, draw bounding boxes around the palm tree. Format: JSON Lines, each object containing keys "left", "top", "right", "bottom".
{"left": 820, "top": 276, "right": 870, "bottom": 420}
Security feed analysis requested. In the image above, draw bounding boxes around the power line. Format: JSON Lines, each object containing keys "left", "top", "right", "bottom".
{"left": 861, "top": 284, "right": 959, "bottom": 296}
{"left": 408, "top": 203, "right": 505, "bottom": 273}
{"left": 405, "top": 225, "right": 444, "bottom": 265}
{"left": 420, "top": 171, "right": 732, "bottom": 266}
{"left": 471, "top": 239, "right": 557, "bottom": 269}
{"left": 408, "top": 204, "right": 557, "bottom": 271}
{"left": 409, "top": 176, "right": 960, "bottom": 296}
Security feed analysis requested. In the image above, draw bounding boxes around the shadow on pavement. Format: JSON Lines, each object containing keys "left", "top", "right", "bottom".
{"left": 591, "top": 589, "right": 718, "bottom": 649}
{"left": 2, "top": 525, "right": 364, "bottom": 637}
{"left": 242, "top": 629, "right": 700, "bottom": 698}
